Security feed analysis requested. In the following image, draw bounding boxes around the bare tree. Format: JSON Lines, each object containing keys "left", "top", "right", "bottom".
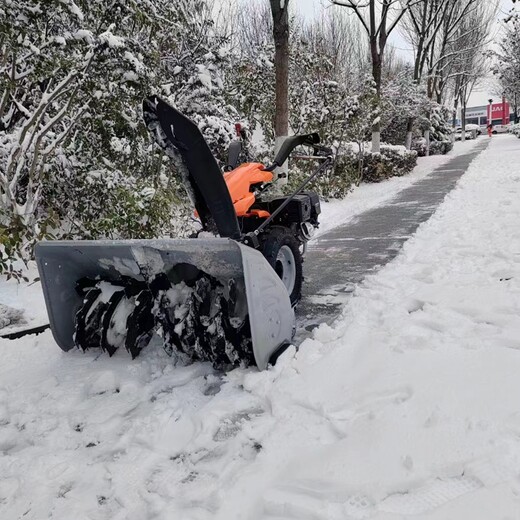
{"left": 447, "top": 2, "right": 496, "bottom": 138}
{"left": 403, "top": 0, "right": 479, "bottom": 93}
{"left": 494, "top": 17, "right": 520, "bottom": 123}
{"left": 428, "top": 0, "right": 489, "bottom": 103}
{"left": 302, "top": 8, "right": 368, "bottom": 85}
{"left": 330, "top": 0, "right": 416, "bottom": 152}
{"left": 217, "top": 1, "right": 272, "bottom": 58}
{"left": 401, "top": 0, "right": 453, "bottom": 147}
{"left": 402, "top": 0, "right": 494, "bottom": 151}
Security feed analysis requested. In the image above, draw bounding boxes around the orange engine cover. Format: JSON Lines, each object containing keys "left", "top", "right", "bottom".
{"left": 224, "top": 163, "right": 273, "bottom": 217}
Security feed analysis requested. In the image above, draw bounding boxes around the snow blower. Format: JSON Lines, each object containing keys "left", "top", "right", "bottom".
{"left": 32, "top": 96, "right": 333, "bottom": 369}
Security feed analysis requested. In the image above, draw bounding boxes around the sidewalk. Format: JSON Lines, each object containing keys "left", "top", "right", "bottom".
{"left": 298, "top": 138, "right": 489, "bottom": 333}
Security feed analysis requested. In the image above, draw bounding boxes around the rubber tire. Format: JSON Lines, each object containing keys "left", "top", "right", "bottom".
{"left": 261, "top": 227, "right": 303, "bottom": 306}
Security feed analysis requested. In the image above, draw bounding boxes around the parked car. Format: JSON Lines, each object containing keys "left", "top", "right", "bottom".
{"left": 491, "top": 124, "right": 509, "bottom": 134}
{"left": 454, "top": 127, "right": 476, "bottom": 140}
{"left": 465, "top": 123, "right": 482, "bottom": 136}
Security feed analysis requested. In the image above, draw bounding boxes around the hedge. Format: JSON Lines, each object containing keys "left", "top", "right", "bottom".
{"left": 286, "top": 143, "right": 418, "bottom": 199}
{"left": 412, "top": 137, "right": 453, "bottom": 157}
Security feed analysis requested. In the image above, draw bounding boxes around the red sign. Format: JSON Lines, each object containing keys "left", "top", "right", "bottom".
{"left": 488, "top": 101, "right": 510, "bottom": 124}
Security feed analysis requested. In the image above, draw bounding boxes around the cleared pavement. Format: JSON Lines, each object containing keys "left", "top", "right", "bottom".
{"left": 297, "top": 139, "right": 490, "bottom": 335}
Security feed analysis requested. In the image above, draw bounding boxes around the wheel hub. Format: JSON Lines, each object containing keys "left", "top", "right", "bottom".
{"left": 275, "top": 245, "right": 296, "bottom": 295}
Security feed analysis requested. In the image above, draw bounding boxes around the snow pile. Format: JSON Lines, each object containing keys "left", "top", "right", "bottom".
{"left": 1, "top": 136, "right": 520, "bottom": 519}
{"left": 340, "top": 141, "right": 410, "bottom": 156}
{"left": 0, "top": 304, "right": 25, "bottom": 330}
{"left": 218, "top": 135, "right": 520, "bottom": 518}
{"left": 0, "top": 264, "right": 47, "bottom": 333}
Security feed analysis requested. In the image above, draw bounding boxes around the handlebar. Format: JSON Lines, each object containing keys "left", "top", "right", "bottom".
{"left": 266, "top": 133, "right": 321, "bottom": 170}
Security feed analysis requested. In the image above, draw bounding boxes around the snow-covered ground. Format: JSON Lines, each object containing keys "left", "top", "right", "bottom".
{"left": 0, "top": 272, "right": 46, "bottom": 334}
{"left": 2, "top": 134, "right": 520, "bottom": 519}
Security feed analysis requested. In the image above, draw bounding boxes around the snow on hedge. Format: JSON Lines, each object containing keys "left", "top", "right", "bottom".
{"left": 0, "top": 0, "right": 237, "bottom": 274}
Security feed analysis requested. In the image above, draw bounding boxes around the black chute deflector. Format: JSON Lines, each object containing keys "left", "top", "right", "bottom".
{"left": 143, "top": 96, "right": 241, "bottom": 239}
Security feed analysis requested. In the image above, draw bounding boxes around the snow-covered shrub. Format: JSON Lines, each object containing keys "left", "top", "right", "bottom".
{"left": 0, "top": 216, "right": 50, "bottom": 281}
{"left": 411, "top": 103, "right": 453, "bottom": 157}
{"left": 164, "top": 6, "right": 239, "bottom": 166}
{"left": 294, "top": 162, "right": 355, "bottom": 199}
{"left": 411, "top": 137, "right": 427, "bottom": 156}
{"left": 226, "top": 45, "right": 276, "bottom": 161}
{"left": 283, "top": 84, "right": 379, "bottom": 198}
{"left": 380, "top": 70, "right": 430, "bottom": 146}
{"left": 227, "top": 28, "right": 369, "bottom": 160}
{"left": 381, "top": 118, "right": 408, "bottom": 146}
{"left": 411, "top": 137, "right": 453, "bottom": 156}
{"left": 45, "top": 166, "right": 193, "bottom": 240}
{"left": 429, "top": 140, "right": 454, "bottom": 155}
{"left": 430, "top": 104, "right": 454, "bottom": 143}
{"left": 0, "top": 0, "right": 236, "bottom": 273}
{"left": 359, "top": 145, "right": 417, "bottom": 183}
{"left": 289, "top": 42, "right": 363, "bottom": 146}
{"left": 287, "top": 143, "right": 417, "bottom": 198}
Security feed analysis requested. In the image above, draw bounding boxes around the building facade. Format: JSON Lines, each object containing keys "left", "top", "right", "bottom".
{"left": 464, "top": 100, "right": 512, "bottom": 128}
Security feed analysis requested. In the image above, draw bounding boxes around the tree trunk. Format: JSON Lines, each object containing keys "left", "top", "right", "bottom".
{"left": 269, "top": 0, "right": 290, "bottom": 182}
{"left": 453, "top": 97, "right": 459, "bottom": 128}
{"left": 405, "top": 117, "right": 413, "bottom": 150}
{"left": 461, "top": 104, "right": 466, "bottom": 142}
{"left": 370, "top": 38, "right": 382, "bottom": 153}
